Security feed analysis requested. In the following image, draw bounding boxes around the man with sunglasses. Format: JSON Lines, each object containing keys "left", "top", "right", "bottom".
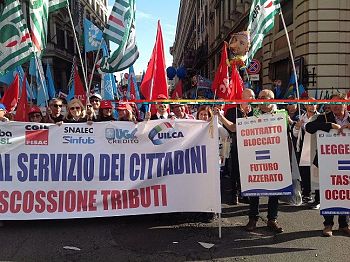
{"left": 89, "top": 94, "right": 102, "bottom": 116}
{"left": 46, "top": 98, "right": 64, "bottom": 123}
{"left": 145, "top": 94, "right": 172, "bottom": 120}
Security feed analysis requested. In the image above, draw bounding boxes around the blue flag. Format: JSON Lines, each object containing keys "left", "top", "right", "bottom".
{"left": 46, "top": 64, "right": 56, "bottom": 98}
{"left": 84, "top": 18, "right": 103, "bottom": 53}
{"left": 36, "top": 61, "right": 49, "bottom": 107}
{"left": 29, "top": 57, "right": 37, "bottom": 76}
{"left": 66, "top": 81, "right": 75, "bottom": 101}
{"left": 101, "top": 73, "right": 117, "bottom": 100}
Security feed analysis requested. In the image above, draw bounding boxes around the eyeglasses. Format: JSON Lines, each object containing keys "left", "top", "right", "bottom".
{"left": 31, "top": 113, "right": 42, "bottom": 118}
{"left": 90, "top": 99, "right": 100, "bottom": 103}
{"left": 70, "top": 107, "right": 81, "bottom": 111}
{"left": 52, "top": 104, "right": 63, "bottom": 108}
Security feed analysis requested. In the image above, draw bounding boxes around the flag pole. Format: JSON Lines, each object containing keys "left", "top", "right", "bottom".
{"left": 280, "top": 8, "right": 303, "bottom": 152}
{"left": 279, "top": 9, "right": 301, "bottom": 117}
{"left": 66, "top": 5, "right": 89, "bottom": 98}
{"left": 88, "top": 41, "right": 103, "bottom": 92}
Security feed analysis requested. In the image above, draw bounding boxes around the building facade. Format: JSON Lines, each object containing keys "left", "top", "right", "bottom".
{"left": 172, "top": 0, "right": 350, "bottom": 97}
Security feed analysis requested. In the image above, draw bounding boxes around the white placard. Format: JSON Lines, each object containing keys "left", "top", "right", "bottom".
{"left": 236, "top": 113, "right": 293, "bottom": 196}
{"left": 317, "top": 130, "right": 350, "bottom": 215}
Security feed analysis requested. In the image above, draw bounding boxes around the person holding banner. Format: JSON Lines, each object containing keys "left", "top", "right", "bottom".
{"left": 45, "top": 98, "right": 65, "bottom": 123}
{"left": 0, "top": 103, "right": 9, "bottom": 122}
{"left": 215, "top": 88, "right": 255, "bottom": 205}
{"left": 305, "top": 93, "right": 350, "bottom": 237}
{"left": 245, "top": 89, "right": 283, "bottom": 233}
{"left": 97, "top": 101, "right": 116, "bottom": 122}
{"left": 63, "top": 99, "right": 87, "bottom": 123}
{"left": 28, "top": 106, "right": 45, "bottom": 123}
{"left": 145, "top": 94, "right": 172, "bottom": 120}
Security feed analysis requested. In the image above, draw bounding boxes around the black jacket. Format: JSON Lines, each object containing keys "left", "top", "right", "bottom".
{"left": 305, "top": 111, "right": 350, "bottom": 167}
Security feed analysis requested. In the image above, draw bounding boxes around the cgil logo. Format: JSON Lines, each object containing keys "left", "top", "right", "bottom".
{"left": 25, "top": 125, "right": 49, "bottom": 146}
{"left": 63, "top": 136, "right": 95, "bottom": 144}
{"left": 105, "top": 128, "right": 139, "bottom": 144}
{"left": 25, "top": 124, "right": 49, "bottom": 130}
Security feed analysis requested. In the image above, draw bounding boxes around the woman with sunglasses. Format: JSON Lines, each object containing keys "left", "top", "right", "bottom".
{"left": 63, "top": 98, "right": 87, "bottom": 123}
{"left": 46, "top": 98, "right": 65, "bottom": 123}
{"left": 97, "top": 100, "right": 116, "bottom": 122}
{"left": 28, "top": 106, "right": 44, "bottom": 123}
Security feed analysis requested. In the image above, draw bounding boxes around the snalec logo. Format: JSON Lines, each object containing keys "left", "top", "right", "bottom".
{"left": 148, "top": 122, "right": 184, "bottom": 145}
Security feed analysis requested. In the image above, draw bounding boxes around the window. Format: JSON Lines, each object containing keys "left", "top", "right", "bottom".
{"left": 56, "top": 28, "right": 65, "bottom": 50}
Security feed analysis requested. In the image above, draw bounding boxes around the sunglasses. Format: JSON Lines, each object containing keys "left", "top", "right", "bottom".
{"left": 86, "top": 105, "right": 92, "bottom": 108}
{"left": 70, "top": 107, "right": 81, "bottom": 111}
{"left": 52, "top": 104, "right": 63, "bottom": 108}
{"left": 90, "top": 99, "right": 100, "bottom": 103}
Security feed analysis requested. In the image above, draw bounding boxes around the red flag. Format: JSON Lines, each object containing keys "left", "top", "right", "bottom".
{"left": 0, "top": 74, "right": 19, "bottom": 112}
{"left": 171, "top": 80, "right": 183, "bottom": 99}
{"left": 140, "top": 21, "right": 168, "bottom": 100}
{"left": 74, "top": 66, "right": 87, "bottom": 104}
{"left": 211, "top": 42, "right": 229, "bottom": 99}
{"left": 230, "top": 65, "right": 244, "bottom": 100}
{"left": 14, "top": 74, "right": 29, "bottom": 122}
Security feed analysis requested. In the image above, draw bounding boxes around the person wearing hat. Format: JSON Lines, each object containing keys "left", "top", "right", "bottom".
{"left": 0, "top": 103, "right": 9, "bottom": 122}
{"left": 28, "top": 106, "right": 44, "bottom": 123}
{"left": 89, "top": 93, "right": 102, "bottom": 115}
{"left": 145, "top": 94, "right": 172, "bottom": 120}
{"left": 97, "top": 100, "right": 115, "bottom": 122}
{"left": 117, "top": 102, "right": 137, "bottom": 123}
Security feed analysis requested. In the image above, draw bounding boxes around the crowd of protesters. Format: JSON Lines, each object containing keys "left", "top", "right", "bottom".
{"left": 0, "top": 89, "right": 349, "bottom": 237}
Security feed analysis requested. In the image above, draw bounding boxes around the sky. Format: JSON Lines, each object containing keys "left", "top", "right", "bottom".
{"left": 107, "top": 0, "right": 180, "bottom": 79}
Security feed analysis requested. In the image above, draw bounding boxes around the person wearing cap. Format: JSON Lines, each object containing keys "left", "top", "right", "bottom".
{"left": 97, "top": 100, "right": 115, "bottom": 122}
{"left": 28, "top": 106, "right": 44, "bottom": 123}
{"left": 64, "top": 98, "right": 87, "bottom": 123}
{"left": 89, "top": 93, "right": 102, "bottom": 115}
{"left": 145, "top": 94, "right": 171, "bottom": 120}
{"left": 0, "top": 103, "right": 9, "bottom": 122}
{"left": 46, "top": 98, "right": 65, "bottom": 123}
{"left": 171, "top": 103, "right": 195, "bottom": 119}
{"left": 117, "top": 102, "right": 137, "bottom": 123}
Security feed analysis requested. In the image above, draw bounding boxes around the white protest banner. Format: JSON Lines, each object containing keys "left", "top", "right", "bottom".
{"left": 236, "top": 113, "right": 293, "bottom": 196}
{"left": 0, "top": 119, "right": 221, "bottom": 220}
{"left": 317, "top": 130, "right": 350, "bottom": 215}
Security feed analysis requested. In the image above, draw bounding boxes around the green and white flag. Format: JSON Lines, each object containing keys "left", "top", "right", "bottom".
{"left": 0, "top": 0, "right": 33, "bottom": 75}
{"left": 48, "top": 0, "right": 68, "bottom": 13}
{"left": 30, "top": 0, "right": 49, "bottom": 54}
{"left": 99, "top": 0, "right": 139, "bottom": 72}
{"left": 247, "top": 0, "right": 280, "bottom": 65}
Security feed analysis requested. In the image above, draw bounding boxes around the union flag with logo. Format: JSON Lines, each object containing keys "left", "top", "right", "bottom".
{"left": 0, "top": 0, "right": 33, "bottom": 75}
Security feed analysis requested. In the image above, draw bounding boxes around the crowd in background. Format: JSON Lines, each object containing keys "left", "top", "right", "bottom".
{"left": 0, "top": 88, "right": 349, "bottom": 237}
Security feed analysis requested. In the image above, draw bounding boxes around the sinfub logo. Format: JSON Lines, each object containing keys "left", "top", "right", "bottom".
{"left": 148, "top": 122, "right": 184, "bottom": 145}
{"left": 0, "top": 129, "right": 12, "bottom": 145}
{"left": 25, "top": 124, "right": 49, "bottom": 146}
